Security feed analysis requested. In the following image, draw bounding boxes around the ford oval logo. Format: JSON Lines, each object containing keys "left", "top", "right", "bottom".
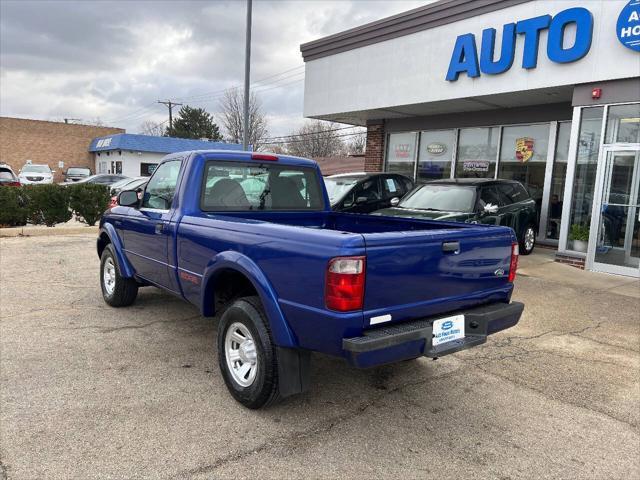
{"left": 494, "top": 268, "right": 505, "bottom": 277}
{"left": 441, "top": 320, "right": 453, "bottom": 330}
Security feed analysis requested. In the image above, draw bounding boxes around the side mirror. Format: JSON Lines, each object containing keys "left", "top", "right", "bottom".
{"left": 390, "top": 197, "right": 400, "bottom": 207}
{"left": 118, "top": 190, "right": 139, "bottom": 207}
{"left": 483, "top": 203, "right": 499, "bottom": 214}
{"left": 355, "top": 196, "right": 368, "bottom": 205}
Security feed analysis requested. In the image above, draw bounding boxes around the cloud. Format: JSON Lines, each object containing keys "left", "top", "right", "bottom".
{"left": 0, "top": 0, "right": 427, "bottom": 136}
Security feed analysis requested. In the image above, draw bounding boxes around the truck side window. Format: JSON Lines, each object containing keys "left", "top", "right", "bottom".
{"left": 142, "top": 160, "right": 182, "bottom": 210}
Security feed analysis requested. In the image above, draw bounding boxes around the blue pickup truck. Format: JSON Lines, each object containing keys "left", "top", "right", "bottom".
{"left": 98, "top": 151, "right": 523, "bottom": 408}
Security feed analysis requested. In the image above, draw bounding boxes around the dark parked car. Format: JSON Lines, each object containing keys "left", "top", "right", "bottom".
{"left": 108, "top": 177, "right": 148, "bottom": 208}
{"left": 0, "top": 164, "right": 21, "bottom": 187}
{"left": 324, "top": 172, "right": 414, "bottom": 213}
{"left": 64, "top": 166, "right": 92, "bottom": 182}
{"left": 374, "top": 179, "right": 538, "bottom": 254}
{"left": 69, "top": 174, "right": 129, "bottom": 186}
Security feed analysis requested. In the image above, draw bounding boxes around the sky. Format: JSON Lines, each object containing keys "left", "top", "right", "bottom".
{"left": 0, "top": 0, "right": 428, "bottom": 138}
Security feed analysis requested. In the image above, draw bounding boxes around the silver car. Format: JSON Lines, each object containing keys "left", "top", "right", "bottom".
{"left": 18, "top": 164, "right": 54, "bottom": 185}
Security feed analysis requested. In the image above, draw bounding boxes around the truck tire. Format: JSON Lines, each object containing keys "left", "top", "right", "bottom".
{"left": 520, "top": 224, "right": 536, "bottom": 256}
{"left": 218, "top": 296, "right": 280, "bottom": 409}
{"left": 100, "top": 244, "right": 138, "bottom": 307}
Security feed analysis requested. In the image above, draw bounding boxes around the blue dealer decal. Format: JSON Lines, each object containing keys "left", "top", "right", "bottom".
{"left": 617, "top": 1, "right": 640, "bottom": 52}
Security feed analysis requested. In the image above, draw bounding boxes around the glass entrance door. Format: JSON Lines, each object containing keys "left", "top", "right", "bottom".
{"left": 588, "top": 148, "right": 640, "bottom": 277}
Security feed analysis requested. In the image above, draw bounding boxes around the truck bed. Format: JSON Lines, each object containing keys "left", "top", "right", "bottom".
{"left": 179, "top": 210, "right": 515, "bottom": 356}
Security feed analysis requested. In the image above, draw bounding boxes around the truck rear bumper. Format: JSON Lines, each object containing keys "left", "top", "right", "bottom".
{"left": 342, "top": 301, "right": 524, "bottom": 368}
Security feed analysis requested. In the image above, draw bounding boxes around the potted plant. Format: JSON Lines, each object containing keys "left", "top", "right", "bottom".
{"left": 569, "top": 224, "right": 589, "bottom": 253}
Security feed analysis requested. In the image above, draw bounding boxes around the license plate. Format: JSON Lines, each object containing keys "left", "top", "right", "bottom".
{"left": 432, "top": 315, "right": 465, "bottom": 346}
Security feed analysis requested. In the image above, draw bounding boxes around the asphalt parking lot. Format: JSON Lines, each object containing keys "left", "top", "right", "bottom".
{"left": 1, "top": 233, "right": 639, "bottom": 480}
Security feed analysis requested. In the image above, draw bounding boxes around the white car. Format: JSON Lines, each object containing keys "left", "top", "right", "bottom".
{"left": 18, "top": 164, "right": 54, "bottom": 184}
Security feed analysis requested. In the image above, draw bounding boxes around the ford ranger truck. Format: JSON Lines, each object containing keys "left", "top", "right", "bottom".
{"left": 97, "top": 151, "right": 523, "bottom": 409}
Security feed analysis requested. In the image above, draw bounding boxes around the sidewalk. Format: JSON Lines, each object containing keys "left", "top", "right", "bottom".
{"left": 519, "top": 248, "right": 639, "bottom": 299}
{"left": 0, "top": 218, "right": 98, "bottom": 237}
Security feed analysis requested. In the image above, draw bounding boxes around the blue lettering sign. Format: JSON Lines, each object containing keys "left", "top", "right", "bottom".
{"left": 445, "top": 33, "right": 480, "bottom": 81}
{"left": 516, "top": 15, "right": 551, "bottom": 69}
{"left": 447, "top": 7, "right": 594, "bottom": 81}
{"left": 617, "top": 0, "right": 640, "bottom": 52}
{"left": 547, "top": 8, "right": 593, "bottom": 63}
{"left": 480, "top": 24, "right": 516, "bottom": 74}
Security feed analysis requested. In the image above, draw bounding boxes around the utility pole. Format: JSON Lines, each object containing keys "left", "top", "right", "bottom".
{"left": 157, "top": 100, "right": 183, "bottom": 132}
{"left": 242, "top": 0, "right": 252, "bottom": 150}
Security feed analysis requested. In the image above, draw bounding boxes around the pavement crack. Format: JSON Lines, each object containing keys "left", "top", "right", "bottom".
{"left": 50, "top": 314, "right": 202, "bottom": 333}
{"left": 475, "top": 365, "right": 638, "bottom": 430}
{"left": 0, "top": 459, "right": 9, "bottom": 480}
{"left": 173, "top": 368, "right": 464, "bottom": 479}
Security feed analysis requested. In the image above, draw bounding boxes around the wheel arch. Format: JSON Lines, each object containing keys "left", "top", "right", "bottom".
{"left": 97, "top": 224, "right": 135, "bottom": 278}
{"left": 200, "top": 251, "right": 297, "bottom": 348}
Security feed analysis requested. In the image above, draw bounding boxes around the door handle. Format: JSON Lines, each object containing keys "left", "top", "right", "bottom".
{"left": 155, "top": 223, "right": 164, "bottom": 234}
{"left": 442, "top": 241, "right": 460, "bottom": 253}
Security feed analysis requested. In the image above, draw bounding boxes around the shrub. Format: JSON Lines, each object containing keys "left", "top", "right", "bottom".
{"left": 69, "top": 183, "right": 111, "bottom": 226}
{"left": 0, "top": 186, "right": 28, "bottom": 226}
{"left": 569, "top": 223, "right": 589, "bottom": 242}
{"left": 23, "top": 184, "right": 72, "bottom": 226}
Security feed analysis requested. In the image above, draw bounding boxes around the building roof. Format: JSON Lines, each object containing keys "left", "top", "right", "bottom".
{"left": 300, "top": 0, "right": 529, "bottom": 61}
{"left": 89, "top": 133, "right": 243, "bottom": 154}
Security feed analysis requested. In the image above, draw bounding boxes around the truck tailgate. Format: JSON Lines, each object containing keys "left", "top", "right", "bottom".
{"left": 361, "top": 224, "right": 515, "bottom": 327}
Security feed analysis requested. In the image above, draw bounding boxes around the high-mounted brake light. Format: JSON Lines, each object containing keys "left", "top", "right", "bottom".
{"left": 251, "top": 153, "right": 279, "bottom": 161}
{"left": 325, "top": 256, "right": 366, "bottom": 312}
{"left": 508, "top": 242, "right": 519, "bottom": 283}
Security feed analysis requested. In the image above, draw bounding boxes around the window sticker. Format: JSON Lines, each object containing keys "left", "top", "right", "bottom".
{"left": 386, "top": 178, "right": 397, "bottom": 192}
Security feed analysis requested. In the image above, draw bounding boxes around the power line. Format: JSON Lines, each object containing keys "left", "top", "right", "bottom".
{"left": 260, "top": 125, "right": 364, "bottom": 142}
{"left": 173, "top": 65, "right": 304, "bottom": 103}
{"left": 157, "top": 100, "right": 183, "bottom": 130}
{"left": 262, "top": 131, "right": 364, "bottom": 146}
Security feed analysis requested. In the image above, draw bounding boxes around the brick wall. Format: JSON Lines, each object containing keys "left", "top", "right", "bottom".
{"left": 0, "top": 117, "right": 124, "bottom": 182}
{"left": 364, "top": 123, "right": 385, "bottom": 172}
{"left": 554, "top": 252, "right": 586, "bottom": 270}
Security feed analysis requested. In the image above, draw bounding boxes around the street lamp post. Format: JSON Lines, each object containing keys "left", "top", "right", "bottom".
{"left": 243, "top": 0, "right": 252, "bottom": 151}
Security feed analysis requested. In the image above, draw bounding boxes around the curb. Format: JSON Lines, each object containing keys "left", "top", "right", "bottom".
{"left": 0, "top": 225, "right": 98, "bottom": 238}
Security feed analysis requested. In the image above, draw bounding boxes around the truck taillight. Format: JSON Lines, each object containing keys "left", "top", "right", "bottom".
{"left": 508, "top": 243, "right": 519, "bottom": 283}
{"left": 325, "top": 256, "right": 366, "bottom": 312}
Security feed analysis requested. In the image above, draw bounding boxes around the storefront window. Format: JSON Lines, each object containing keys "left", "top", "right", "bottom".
{"left": 546, "top": 122, "right": 571, "bottom": 240}
{"left": 605, "top": 103, "right": 640, "bottom": 144}
{"left": 498, "top": 124, "right": 550, "bottom": 219}
{"left": 568, "top": 106, "right": 604, "bottom": 250}
{"left": 455, "top": 127, "right": 499, "bottom": 178}
{"left": 386, "top": 132, "right": 417, "bottom": 179}
{"left": 417, "top": 130, "right": 454, "bottom": 182}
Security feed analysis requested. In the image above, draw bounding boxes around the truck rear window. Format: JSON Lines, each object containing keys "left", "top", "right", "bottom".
{"left": 200, "top": 161, "right": 325, "bottom": 211}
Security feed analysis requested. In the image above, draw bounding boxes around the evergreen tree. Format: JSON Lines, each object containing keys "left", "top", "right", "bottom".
{"left": 165, "top": 106, "right": 222, "bottom": 141}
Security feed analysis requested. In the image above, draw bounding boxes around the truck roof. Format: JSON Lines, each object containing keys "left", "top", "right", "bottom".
{"left": 184, "top": 150, "right": 319, "bottom": 169}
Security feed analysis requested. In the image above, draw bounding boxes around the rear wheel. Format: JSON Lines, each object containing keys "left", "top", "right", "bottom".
{"left": 520, "top": 225, "right": 536, "bottom": 255}
{"left": 217, "top": 296, "right": 280, "bottom": 409}
{"left": 100, "top": 244, "right": 138, "bottom": 307}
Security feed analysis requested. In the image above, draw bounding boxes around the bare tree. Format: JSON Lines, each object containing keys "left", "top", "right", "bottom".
{"left": 219, "top": 87, "right": 269, "bottom": 150}
{"left": 138, "top": 120, "right": 166, "bottom": 136}
{"left": 345, "top": 131, "right": 366, "bottom": 155}
{"left": 284, "top": 121, "right": 346, "bottom": 158}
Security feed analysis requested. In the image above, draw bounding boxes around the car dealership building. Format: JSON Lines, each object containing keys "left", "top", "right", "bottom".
{"left": 301, "top": 0, "right": 640, "bottom": 277}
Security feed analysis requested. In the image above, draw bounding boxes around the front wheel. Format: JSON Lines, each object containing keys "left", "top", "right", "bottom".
{"left": 100, "top": 244, "right": 138, "bottom": 307}
{"left": 217, "top": 296, "right": 280, "bottom": 409}
{"left": 520, "top": 225, "right": 536, "bottom": 255}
